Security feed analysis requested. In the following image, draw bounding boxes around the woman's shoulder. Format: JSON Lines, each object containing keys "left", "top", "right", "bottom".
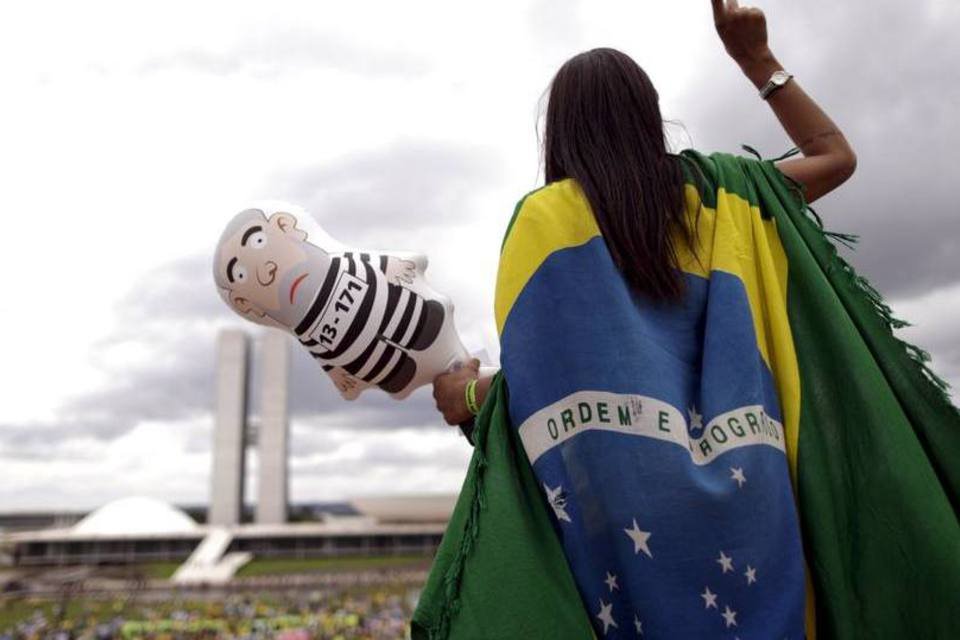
{"left": 500, "top": 179, "right": 593, "bottom": 251}
{"left": 677, "top": 147, "right": 775, "bottom": 210}
{"left": 516, "top": 178, "right": 586, "bottom": 209}
{"left": 677, "top": 148, "right": 721, "bottom": 188}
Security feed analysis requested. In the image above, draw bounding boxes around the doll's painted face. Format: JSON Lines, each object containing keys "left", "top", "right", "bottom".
{"left": 214, "top": 209, "right": 328, "bottom": 327}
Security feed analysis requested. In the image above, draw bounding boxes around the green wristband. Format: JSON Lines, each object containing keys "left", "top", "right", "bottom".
{"left": 465, "top": 378, "right": 480, "bottom": 416}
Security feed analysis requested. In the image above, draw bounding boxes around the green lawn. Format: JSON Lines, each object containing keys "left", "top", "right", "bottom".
{"left": 137, "top": 561, "right": 181, "bottom": 579}
{"left": 235, "top": 553, "right": 431, "bottom": 577}
{"left": 115, "top": 555, "right": 431, "bottom": 580}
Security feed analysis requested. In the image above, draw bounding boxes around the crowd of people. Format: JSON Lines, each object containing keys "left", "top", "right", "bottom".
{"left": 0, "top": 585, "right": 421, "bottom": 640}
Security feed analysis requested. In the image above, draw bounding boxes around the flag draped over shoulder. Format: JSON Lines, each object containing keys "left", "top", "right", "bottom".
{"left": 411, "top": 148, "right": 960, "bottom": 640}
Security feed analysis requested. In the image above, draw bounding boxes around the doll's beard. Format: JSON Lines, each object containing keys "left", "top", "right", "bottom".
{"left": 266, "top": 242, "right": 333, "bottom": 331}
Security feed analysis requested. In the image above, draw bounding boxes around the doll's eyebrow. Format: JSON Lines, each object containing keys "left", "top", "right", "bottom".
{"left": 226, "top": 257, "right": 238, "bottom": 283}
{"left": 241, "top": 225, "right": 262, "bottom": 246}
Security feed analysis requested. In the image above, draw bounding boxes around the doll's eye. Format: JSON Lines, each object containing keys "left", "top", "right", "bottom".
{"left": 248, "top": 231, "right": 267, "bottom": 248}
{"left": 226, "top": 257, "right": 245, "bottom": 284}
{"left": 241, "top": 225, "right": 266, "bottom": 248}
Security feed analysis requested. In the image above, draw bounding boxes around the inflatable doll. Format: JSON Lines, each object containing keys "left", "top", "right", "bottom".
{"left": 213, "top": 205, "right": 475, "bottom": 402}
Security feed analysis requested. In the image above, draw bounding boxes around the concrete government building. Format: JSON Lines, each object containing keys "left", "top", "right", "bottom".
{"left": 211, "top": 329, "right": 290, "bottom": 526}
{"left": 0, "top": 329, "right": 455, "bottom": 583}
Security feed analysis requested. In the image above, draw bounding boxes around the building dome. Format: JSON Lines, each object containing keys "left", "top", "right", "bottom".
{"left": 73, "top": 496, "right": 198, "bottom": 536}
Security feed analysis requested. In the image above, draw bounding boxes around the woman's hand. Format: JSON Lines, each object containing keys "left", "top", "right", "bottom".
{"left": 710, "top": 0, "right": 857, "bottom": 204}
{"left": 432, "top": 358, "right": 481, "bottom": 426}
{"left": 711, "top": 0, "right": 772, "bottom": 68}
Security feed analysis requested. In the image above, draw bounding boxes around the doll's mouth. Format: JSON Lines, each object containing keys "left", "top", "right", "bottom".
{"left": 289, "top": 273, "right": 309, "bottom": 304}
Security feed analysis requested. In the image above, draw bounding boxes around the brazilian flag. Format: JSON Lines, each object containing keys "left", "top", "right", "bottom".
{"left": 411, "top": 147, "right": 960, "bottom": 639}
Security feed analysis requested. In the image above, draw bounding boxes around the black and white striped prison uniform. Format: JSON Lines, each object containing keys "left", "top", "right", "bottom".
{"left": 293, "top": 251, "right": 443, "bottom": 394}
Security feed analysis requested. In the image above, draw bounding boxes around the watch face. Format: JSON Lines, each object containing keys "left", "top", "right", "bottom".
{"left": 773, "top": 70, "right": 791, "bottom": 85}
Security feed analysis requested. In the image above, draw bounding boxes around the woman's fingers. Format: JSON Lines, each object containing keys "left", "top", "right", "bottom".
{"left": 711, "top": 0, "right": 725, "bottom": 22}
{"left": 714, "top": 0, "right": 755, "bottom": 24}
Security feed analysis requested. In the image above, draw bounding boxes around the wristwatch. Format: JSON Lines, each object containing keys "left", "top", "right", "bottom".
{"left": 760, "top": 70, "right": 793, "bottom": 100}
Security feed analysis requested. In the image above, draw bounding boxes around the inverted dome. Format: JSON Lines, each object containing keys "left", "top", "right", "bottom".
{"left": 73, "top": 496, "right": 197, "bottom": 536}
{"left": 351, "top": 494, "right": 457, "bottom": 523}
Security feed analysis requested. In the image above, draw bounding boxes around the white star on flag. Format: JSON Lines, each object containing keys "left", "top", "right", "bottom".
{"left": 633, "top": 613, "right": 643, "bottom": 635}
{"left": 605, "top": 571, "right": 619, "bottom": 592}
{"left": 688, "top": 405, "right": 703, "bottom": 430}
{"left": 624, "top": 518, "right": 653, "bottom": 558}
{"left": 596, "top": 598, "right": 618, "bottom": 634}
{"left": 543, "top": 483, "right": 572, "bottom": 523}
{"left": 745, "top": 565, "right": 757, "bottom": 585}
{"left": 722, "top": 605, "right": 738, "bottom": 628}
{"left": 716, "top": 550, "right": 734, "bottom": 573}
{"left": 730, "top": 467, "right": 747, "bottom": 488}
{"left": 700, "top": 586, "right": 718, "bottom": 609}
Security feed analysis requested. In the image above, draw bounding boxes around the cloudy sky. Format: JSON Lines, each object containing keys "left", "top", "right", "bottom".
{"left": 1, "top": 0, "right": 957, "bottom": 512}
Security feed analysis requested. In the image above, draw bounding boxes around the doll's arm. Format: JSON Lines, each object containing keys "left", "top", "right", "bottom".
{"left": 327, "top": 366, "right": 372, "bottom": 400}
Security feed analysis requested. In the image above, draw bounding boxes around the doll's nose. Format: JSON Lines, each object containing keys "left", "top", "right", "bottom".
{"left": 257, "top": 261, "right": 278, "bottom": 286}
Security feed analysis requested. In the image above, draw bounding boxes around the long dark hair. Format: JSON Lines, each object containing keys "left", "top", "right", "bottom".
{"left": 543, "top": 47, "right": 703, "bottom": 303}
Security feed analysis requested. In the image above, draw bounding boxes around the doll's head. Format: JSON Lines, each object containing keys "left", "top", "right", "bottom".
{"left": 213, "top": 208, "right": 331, "bottom": 330}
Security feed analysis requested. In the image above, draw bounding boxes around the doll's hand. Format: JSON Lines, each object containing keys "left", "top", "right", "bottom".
{"left": 387, "top": 258, "right": 416, "bottom": 285}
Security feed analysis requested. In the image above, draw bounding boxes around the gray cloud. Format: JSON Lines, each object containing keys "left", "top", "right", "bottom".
{"left": 289, "top": 430, "right": 469, "bottom": 478}
{"left": 113, "top": 255, "right": 231, "bottom": 325}
{"left": 266, "top": 139, "right": 504, "bottom": 242}
{"left": 891, "top": 283, "right": 960, "bottom": 397}
{"left": 674, "top": 0, "right": 960, "bottom": 299}
{"left": 526, "top": 0, "right": 584, "bottom": 55}
{"left": 139, "top": 28, "right": 428, "bottom": 79}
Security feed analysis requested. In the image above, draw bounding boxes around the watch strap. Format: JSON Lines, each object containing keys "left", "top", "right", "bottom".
{"left": 760, "top": 71, "right": 793, "bottom": 99}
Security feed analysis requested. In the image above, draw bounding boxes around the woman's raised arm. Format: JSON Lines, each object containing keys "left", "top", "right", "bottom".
{"left": 711, "top": 0, "right": 857, "bottom": 203}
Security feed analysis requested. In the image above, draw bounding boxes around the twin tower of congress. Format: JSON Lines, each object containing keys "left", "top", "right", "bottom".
{"left": 210, "top": 329, "right": 290, "bottom": 525}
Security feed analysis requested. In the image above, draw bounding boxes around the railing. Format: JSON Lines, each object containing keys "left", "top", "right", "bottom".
{"left": 12, "top": 541, "right": 440, "bottom": 568}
